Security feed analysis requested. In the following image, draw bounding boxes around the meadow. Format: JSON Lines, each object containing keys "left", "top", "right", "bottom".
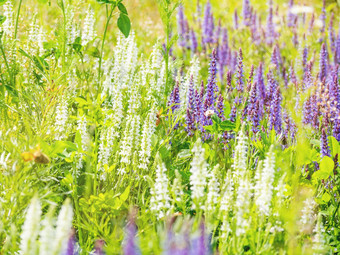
{"left": 0, "top": 0, "right": 340, "bottom": 254}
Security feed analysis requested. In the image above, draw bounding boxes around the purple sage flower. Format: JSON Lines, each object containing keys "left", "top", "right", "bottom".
{"left": 236, "top": 48, "right": 244, "bottom": 93}
{"left": 321, "top": 128, "right": 331, "bottom": 157}
{"left": 319, "top": 43, "right": 328, "bottom": 81}
{"left": 203, "top": 1, "right": 215, "bottom": 45}
{"left": 269, "top": 86, "right": 282, "bottom": 134}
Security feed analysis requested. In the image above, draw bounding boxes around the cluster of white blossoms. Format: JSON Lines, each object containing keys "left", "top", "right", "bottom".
{"left": 254, "top": 147, "right": 276, "bottom": 216}
{"left": 1, "top": 1, "right": 14, "bottom": 38}
{"left": 82, "top": 7, "right": 96, "bottom": 46}
{"left": 150, "top": 156, "right": 170, "bottom": 218}
{"left": 190, "top": 138, "right": 208, "bottom": 210}
{"left": 20, "top": 197, "right": 73, "bottom": 255}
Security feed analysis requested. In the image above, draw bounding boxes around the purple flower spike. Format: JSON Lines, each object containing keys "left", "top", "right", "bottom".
{"left": 329, "top": 13, "right": 335, "bottom": 53}
{"left": 190, "top": 29, "right": 198, "bottom": 54}
{"left": 319, "top": 43, "right": 328, "bottom": 82}
{"left": 94, "top": 240, "right": 105, "bottom": 255}
{"left": 266, "top": 0, "right": 276, "bottom": 45}
{"left": 123, "top": 209, "right": 141, "bottom": 255}
{"left": 269, "top": 86, "right": 282, "bottom": 134}
{"left": 236, "top": 48, "right": 244, "bottom": 93}
{"left": 203, "top": 1, "right": 214, "bottom": 45}
{"left": 226, "top": 70, "right": 232, "bottom": 92}
{"left": 271, "top": 44, "right": 281, "bottom": 70}
{"left": 333, "top": 117, "right": 340, "bottom": 142}
{"left": 335, "top": 26, "right": 340, "bottom": 64}
{"left": 168, "top": 82, "right": 181, "bottom": 113}
{"left": 255, "top": 63, "right": 266, "bottom": 100}
{"left": 217, "top": 94, "right": 225, "bottom": 119}
{"left": 321, "top": 128, "right": 331, "bottom": 157}
{"left": 217, "top": 28, "right": 229, "bottom": 81}
{"left": 186, "top": 76, "right": 197, "bottom": 136}
{"left": 214, "top": 19, "right": 221, "bottom": 43}
{"left": 243, "top": 0, "right": 252, "bottom": 26}
{"left": 319, "top": 0, "right": 326, "bottom": 33}
{"left": 248, "top": 82, "right": 260, "bottom": 133}
{"left": 308, "top": 13, "right": 315, "bottom": 33}
{"left": 287, "top": 0, "right": 297, "bottom": 27}
{"left": 266, "top": 71, "right": 277, "bottom": 107}
{"left": 65, "top": 231, "right": 78, "bottom": 255}
{"left": 190, "top": 222, "right": 210, "bottom": 255}
{"left": 229, "top": 99, "right": 237, "bottom": 122}
{"left": 177, "top": 5, "right": 189, "bottom": 48}
{"left": 234, "top": 10, "right": 239, "bottom": 30}
{"left": 205, "top": 49, "right": 218, "bottom": 109}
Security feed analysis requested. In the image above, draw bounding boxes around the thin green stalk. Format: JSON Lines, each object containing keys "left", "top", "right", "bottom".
{"left": 14, "top": 0, "right": 23, "bottom": 40}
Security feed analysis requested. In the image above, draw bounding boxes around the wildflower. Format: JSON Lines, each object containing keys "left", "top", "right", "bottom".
{"left": 177, "top": 5, "right": 189, "bottom": 48}
{"left": 20, "top": 196, "right": 41, "bottom": 255}
{"left": 82, "top": 7, "right": 96, "bottom": 46}
{"left": 204, "top": 109, "right": 214, "bottom": 117}
{"left": 312, "top": 214, "right": 327, "bottom": 254}
{"left": 266, "top": 0, "right": 276, "bottom": 45}
{"left": 254, "top": 148, "right": 276, "bottom": 216}
{"left": 39, "top": 209, "right": 55, "bottom": 255}
{"left": 216, "top": 94, "right": 224, "bottom": 119}
{"left": 319, "top": 43, "right": 328, "bottom": 82}
{"left": 1, "top": 1, "right": 14, "bottom": 38}
{"left": 55, "top": 96, "right": 69, "bottom": 139}
{"left": 299, "top": 197, "right": 317, "bottom": 232}
{"left": 217, "top": 29, "right": 229, "bottom": 81}
{"left": 190, "top": 222, "right": 210, "bottom": 255}
{"left": 190, "top": 138, "right": 208, "bottom": 210}
{"left": 202, "top": 1, "right": 214, "bottom": 44}
{"left": 320, "top": 128, "right": 330, "bottom": 157}
{"left": 234, "top": 10, "right": 239, "bottom": 30}
{"left": 53, "top": 199, "right": 74, "bottom": 255}
{"left": 269, "top": 87, "right": 282, "bottom": 135}
{"left": 242, "top": 0, "right": 252, "bottom": 26}
{"left": 287, "top": 0, "right": 297, "bottom": 27}
{"left": 232, "top": 126, "right": 248, "bottom": 175}
{"left": 123, "top": 209, "right": 141, "bottom": 255}
{"left": 150, "top": 155, "right": 170, "bottom": 218}
{"left": 236, "top": 48, "right": 244, "bottom": 93}
{"left": 139, "top": 111, "right": 157, "bottom": 169}
{"left": 190, "top": 29, "right": 198, "bottom": 53}
{"left": 94, "top": 240, "right": 105, "bottom": 255}
{"left": 319, "top": 0, "right": 326, "bottom": 33}
{"left": 119, "top": 115, "right": 141, "bottom": 172}
{"left": 235, "top": 175, "right": 252, "bottom": 236}
{"left": 205, "top": 49, "right": 218, "bottom": 109}
{"left": 206, "top": 164, "right": 220, "bottom": 213}
{"left": 171, "top": 170, "right": 184, "bottom": 203}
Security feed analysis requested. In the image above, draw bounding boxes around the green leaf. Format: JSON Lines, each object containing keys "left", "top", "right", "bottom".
{"left": 313, "top": 156, "right": 334, "bottom": 181}
{"left": 117, "top": 13, "right": 131, "bottom": 38}
{"left": 211, "top": 114, "right": 221, "bottom": 124}
{"left": 0, "top": 16, "right": 6, "bottom": 25}
{"left": 118, "top": 3, "right": 128, "bottom": 15}
{"left": 86, "top": 46, "right": 100, "bottom": 58}
{"left": 321, "top": 192, "right": 331, "bottom": 203}
{"left": 219, "top": 120, "right": 236, "bottom": 131}
{"left": 320, "top": 156, "right": 334, "bottom": 175}
{"left": 203, "top": 125, "right": 213, "bottom": 133}
{"left": 329, "top": 136, "right": 339, "bottom": 158}
{"left": 120, "top": 185, "right": 130, "bottom": 202}
{"left": 75, "top": 96, "right": 88, "bottom": 106}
